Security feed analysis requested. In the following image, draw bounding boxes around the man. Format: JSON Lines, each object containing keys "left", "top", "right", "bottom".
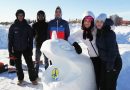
{"left": 48, "top": 6, "right": 70, "bottom": 40}
{"left": 8, "top": 9, "right": 37, "bottom": 85}
{"left": 47, "top": 6, "right": 70, "bottom": 67}
{"left": 32, "top": 10, "right": 48, "bottom": 76}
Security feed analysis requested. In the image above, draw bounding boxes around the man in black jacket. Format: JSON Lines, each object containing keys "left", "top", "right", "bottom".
{"left": 8, "top": 9, "right": 37, "bottom": 85}
{"left": 32, "top": 10, "right": 48, "bottom": 76}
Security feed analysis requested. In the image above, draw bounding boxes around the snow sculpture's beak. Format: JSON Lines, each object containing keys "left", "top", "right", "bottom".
{"left": 51, "top": 31, "right": 57, "bottom": 40}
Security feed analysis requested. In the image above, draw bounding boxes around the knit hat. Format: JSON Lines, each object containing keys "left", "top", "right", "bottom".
{"left": 37, "top": 10, "right": 45, "bottom": 16}
{"left": 84, "top": 16, "right": 94, "bottom": 22}
{"left": 96, "top": 13, "right": 107, "bottom": 22}
{"left": 16, "top": 9, "right": 25, "bottom": 17}
{"left": 83, "top": 11, "right": 95, "bottom": 19}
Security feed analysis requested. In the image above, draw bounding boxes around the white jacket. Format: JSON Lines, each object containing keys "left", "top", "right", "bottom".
{"left": 68, "top": 28, "right": 99, "bottom": 57}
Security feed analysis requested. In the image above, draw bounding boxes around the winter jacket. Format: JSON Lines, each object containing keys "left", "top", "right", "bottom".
{"left": 48, "top": 18, "right": 70, "bottom": 40}
{"left": 96, "top": 25, "right": 121, "bottom": 70}
{"left": 32, "top": 21, "right": 48, "bottom": 48}
{"left": 8, "top": 19, "right": 33, "bottom": 53}
{"left": 68, "top": 28, "right": 99, "bottom": 57}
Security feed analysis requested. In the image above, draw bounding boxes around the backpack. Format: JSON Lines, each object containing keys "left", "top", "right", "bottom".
{"left": 0, "top": 62, "right": 8, "bottom": 73}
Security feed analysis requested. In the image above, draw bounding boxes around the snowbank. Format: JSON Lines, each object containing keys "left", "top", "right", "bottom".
{"left": 0, "top": 25, "right": 9, "bottom": 49}
{"left": 114, "top": 26, "right": 130, "bottom": 44}
{"left": 117, "top": 44, "right": 130, "bottom": 90}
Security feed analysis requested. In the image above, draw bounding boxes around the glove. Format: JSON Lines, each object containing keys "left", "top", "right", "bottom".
{"left": 107, "top": 69, "right": 116, "bottom": 73}
{"left": 106, "top": 62, "right": 115, "bottom": 72}
{"left": 73, "top": 42, "right": 82, "bottom": 54}
{"left": 9, "top": 53, "right": 16, "bottom": 60}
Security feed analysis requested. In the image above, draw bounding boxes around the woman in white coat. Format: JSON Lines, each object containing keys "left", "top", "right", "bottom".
{"left": 68, "top": 11, "right": 100, "bottom": 90}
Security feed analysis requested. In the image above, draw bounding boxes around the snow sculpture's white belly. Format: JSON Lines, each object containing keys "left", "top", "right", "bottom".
{"left": 41, "top": 39, "right": 96, "bottom": 90}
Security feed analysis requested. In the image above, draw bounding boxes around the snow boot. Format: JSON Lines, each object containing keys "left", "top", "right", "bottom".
{"left": 17, "top": 80, "right": 24, "bottom": 85}
{"left": 32, "top": 80, "right": 38, "bottom": 85}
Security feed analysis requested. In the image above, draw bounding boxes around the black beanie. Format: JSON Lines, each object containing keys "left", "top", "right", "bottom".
{"left": 16, "top": 9, "right": 25, "bottom": 17}
{"left": 37, "top": 10, "right": 45, "bottom": 16}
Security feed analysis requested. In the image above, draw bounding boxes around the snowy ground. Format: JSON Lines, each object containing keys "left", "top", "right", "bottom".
{"left": 0, "top": 24, "right": 130, "bottom": 90}
{"left": 0, "top": 49, "right": 44, "bottom": 90}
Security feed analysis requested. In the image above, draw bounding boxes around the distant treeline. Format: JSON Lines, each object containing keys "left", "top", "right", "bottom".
{"left": 0, "top": 15, "right": 130, "bottom": 26}
{"left": 0, "top": 19, "right": 36, "bottom": 25}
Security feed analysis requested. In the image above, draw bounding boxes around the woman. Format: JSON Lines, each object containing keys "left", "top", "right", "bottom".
{"left": 81, "top": 11, "right": 101, "bottom": 90}
{"left": 68, "top": 11, "right": 101, "bottom": 90}
{"left": 95, "top": 13, "right": 122, "bottom": 90}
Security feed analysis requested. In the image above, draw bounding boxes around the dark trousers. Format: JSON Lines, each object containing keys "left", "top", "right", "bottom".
{"left": 9, "top": 59, "right": 15, "bottom": 66}
{"left": 14, "top": 49, "right": 36, "bottom": 81}
{"left": 100, "top": 56, "right": 122, "bottom": 90}
{"left": 90, "top": 57, "right": 101, "bottom": 90}
{"left": 44, "top": 54, "right": 49, "bottom": 70}
{"left": 35, "top": 44, "right": 49, "bottom": 77}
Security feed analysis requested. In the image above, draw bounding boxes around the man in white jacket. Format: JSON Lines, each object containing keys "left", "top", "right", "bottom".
{"left": 68, "top": 11, "right": 100, "bottom": 90}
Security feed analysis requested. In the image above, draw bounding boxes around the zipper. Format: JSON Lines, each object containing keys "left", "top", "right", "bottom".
{"left": 56, "top": 20, "right": 58, "bottom": 33}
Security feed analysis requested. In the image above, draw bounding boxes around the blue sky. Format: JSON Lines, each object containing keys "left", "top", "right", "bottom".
{"left": 0, "top": 0, "right": 130, "bottom": 22}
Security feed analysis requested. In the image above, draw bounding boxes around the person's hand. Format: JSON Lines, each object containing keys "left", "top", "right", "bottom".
{"left": 73, "top": 42, "right": 82, "bottom": 54}
{"left": 9, "top": 53, "right": 16, "bottom": 60}
{"left": 106, "top": 63, "right": 115, "bottom": 72}
{"left": 107, "top": 69, "right": 116, "bottom": 73}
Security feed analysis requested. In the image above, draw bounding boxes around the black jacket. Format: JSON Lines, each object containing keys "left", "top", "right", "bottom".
{"left": 32, "top": 21, "right": 48, "bottom": 47}
{"left": 8, "top": 19, "right": 33, "bottom": 53}
{"left": 96, "top": 26, "right": 121, "bottom": 70}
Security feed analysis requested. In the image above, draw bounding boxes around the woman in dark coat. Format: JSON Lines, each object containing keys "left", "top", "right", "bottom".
{"left": 95, "top": 13, "right": 122, "bottom": 90}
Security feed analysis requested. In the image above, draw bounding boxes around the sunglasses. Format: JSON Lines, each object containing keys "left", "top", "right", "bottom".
{"left": 18, "top": 14, "right": 24, "bottom": 17}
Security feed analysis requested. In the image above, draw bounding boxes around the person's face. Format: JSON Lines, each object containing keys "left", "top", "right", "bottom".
{"left": 55, "top": 9, "right": 62, "bottom": 18}
{"left": 37, "top": 14, "right": 44, "bottom": 21}
{"left": 17, "top": 13, "right": 24, "bottom": 22}
{"left": 96, "top": 20, "right": 104, "bottom": 29}
{"left": 83, "top": 19, "right": 92, "bottom": 28}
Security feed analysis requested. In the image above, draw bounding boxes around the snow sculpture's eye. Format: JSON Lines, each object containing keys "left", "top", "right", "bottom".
{"left": 58, "top": 40, "right": 73, "bottom": 51}
{"left": 60, "top": 45, "right": 72, "bottom": 51}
